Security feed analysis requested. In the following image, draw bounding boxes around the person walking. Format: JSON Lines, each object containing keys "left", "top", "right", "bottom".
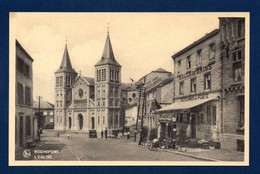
{"left": 57, "top": 131, "right": 60, "bottom": 138}
{"left": 127, "top": 131, "right": 130, "bottom": 139}
{"left": 67, "top": 131, "right": 70, "bottom": 140}
{"left": 101, "top": 130, "right": 104, "bottom": 139}
{"left": 105, "top": 129, "right": 108, "bottom": 139}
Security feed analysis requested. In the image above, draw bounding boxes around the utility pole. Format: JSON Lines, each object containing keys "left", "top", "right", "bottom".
{"left": 134, "top": 86, "right": 142, "bottom": 142}
{"left": 36, "top": 96, "right": 43, "bottom": 140}
{"left": 138, "top": 86, "right": 146, "bottom": 145}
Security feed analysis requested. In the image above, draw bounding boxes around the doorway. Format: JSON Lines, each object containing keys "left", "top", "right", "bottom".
{"left": 191, "top": 114, "right": 196, "bottom": 138}
{"left": 91, "top": 117, "right": 95, "bottom": 129}
{"left": 78, "top": 114, "right": 83, "bottom": 130}
{"left": 69, "top": 117, "right": 72, "bottom": 129}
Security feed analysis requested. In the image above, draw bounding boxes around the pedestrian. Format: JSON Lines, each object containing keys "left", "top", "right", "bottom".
{"left": 57, "top": 131, "right": 60, "bottom": 138}
{"left": 67, "top": 131, "right": 70, "bottom": 140}
{"left": 127, "top": 131, "right": 130, "bottom": 139}
{"left": 101, "top": 130, "right": 104, "bottom": 139}
{"left": 105, "top": 129, "right": 108, "bottom": 139}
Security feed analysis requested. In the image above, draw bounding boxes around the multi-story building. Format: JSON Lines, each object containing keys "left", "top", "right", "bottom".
{"left": 33, "top": 99, "right": 54, "bottom": 129}
{"left": 54, "top": 32, "right": 122, "bottom": 133}
{"left": 219, "top": 17, "right": 245, "bottom": 151}
{"left": 15, "top": 40, "right": 37, "bottom": 151}
{"left": 157, "top": 29, "right": 222, "bottom": 142}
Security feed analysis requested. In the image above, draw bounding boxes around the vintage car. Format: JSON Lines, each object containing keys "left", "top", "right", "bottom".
{"left": 89, "top": 130, "right": 97, "bottom": 138}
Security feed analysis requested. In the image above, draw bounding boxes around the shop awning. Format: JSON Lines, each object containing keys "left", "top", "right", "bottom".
{"left": 155, "top": 97, "right": 218, "bottom": 113}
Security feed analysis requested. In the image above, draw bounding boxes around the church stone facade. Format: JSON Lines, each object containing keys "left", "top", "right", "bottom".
{"left": 54, "top": 33, "right": 122, "bottom": 133}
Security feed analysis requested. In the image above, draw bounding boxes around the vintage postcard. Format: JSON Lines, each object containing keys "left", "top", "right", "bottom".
{"left": 9, "top": 12, "right": 249, "bottom": 166}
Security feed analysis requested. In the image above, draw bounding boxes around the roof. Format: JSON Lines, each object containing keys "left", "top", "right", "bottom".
{"left": 82, "top": 76, "right": 95, "bottom": 86}
{"left": 146, "top": 73, "right": 174, "bottom": 93}
{"left": 156, "top": 97, "right": 218, "bottom": 112}
{"left": 171, "top": 29, "right": 219, "bottom": 59}
{"left": 152, "top": 68, "right": 169, "bottom": 73}
{"left": 16, "top": 40, "right": 34, "bottom": 62}
{"left": 33, "top": 100, "right": 54, "bottom": 109}
{"left": 95, "top": 33, "right": 121, "bottom": 67}
{"left": 121, "top": 83, "right": 137, "bottom": 90}
{"left": 55, "top": 44, "right": 77, "bottom": 74}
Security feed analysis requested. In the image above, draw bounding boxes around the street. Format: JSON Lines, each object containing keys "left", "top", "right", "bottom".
{"left": 28, "top": 130, "right": 201, "bottom": 161}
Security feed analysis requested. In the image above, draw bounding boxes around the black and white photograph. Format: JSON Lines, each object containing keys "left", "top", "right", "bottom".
{"left": 9, "top": 13, "right": 249, "bottom": 166}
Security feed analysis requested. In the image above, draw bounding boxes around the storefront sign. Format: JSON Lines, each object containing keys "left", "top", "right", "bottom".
{"left": 177, "top": 65, "right": 212, "bottom": 80}
{"left": 181, "top": 94, "right": 208, "bottom": 102}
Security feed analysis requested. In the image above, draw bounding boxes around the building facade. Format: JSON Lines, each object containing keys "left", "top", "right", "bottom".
{"left": 157, "top": 29, "right": 222, "bottom": 142}
{"left": 54, "top": 32, "right": 122, "bottom": 133}
{"left": 15, "top": 40, "right": 37, "bottom": 150}
{"left": 219, "top": 18, "right": 245, "bottom": 151}
{"left": 33, "top": 99, "right": 54, "bottom": 129}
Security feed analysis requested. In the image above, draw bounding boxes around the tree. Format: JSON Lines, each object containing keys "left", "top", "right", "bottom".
{"left": 149, "top": 128, "right": 157, "bottom": 141}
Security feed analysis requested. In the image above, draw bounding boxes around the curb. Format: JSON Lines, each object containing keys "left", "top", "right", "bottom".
{"left": 160, "top": 149, "right": 220, "bottom": 162}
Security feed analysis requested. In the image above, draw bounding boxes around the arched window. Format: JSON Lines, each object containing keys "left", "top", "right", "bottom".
{"left": 91, "top": 117, "right": 95, "bottom": 129}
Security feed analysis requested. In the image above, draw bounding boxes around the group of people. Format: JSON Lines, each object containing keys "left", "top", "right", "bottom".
{"left": 100, "top": 129, "right": 108, "bottom": 139}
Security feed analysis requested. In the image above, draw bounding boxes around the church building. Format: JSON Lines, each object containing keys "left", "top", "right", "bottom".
{"left": 54, "top": 32, "right": 122, "bottom": 133}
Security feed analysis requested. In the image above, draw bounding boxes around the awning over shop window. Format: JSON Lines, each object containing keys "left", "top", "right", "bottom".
{"left": 155, "top": 97, "right": 218, "bottom": 113}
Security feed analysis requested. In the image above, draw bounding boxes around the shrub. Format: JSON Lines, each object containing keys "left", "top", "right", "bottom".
{"left": 141, "top": 126, "right": 149, "bottom": 142}
{"left": 178, "top": 126, "right": 187, "bottom": 146}
{"left": 149, "top": 128, "right": 157, "bottom": 141}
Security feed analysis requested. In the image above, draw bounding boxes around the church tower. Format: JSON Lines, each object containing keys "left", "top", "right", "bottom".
{"left": 54, "top": 42, "right": 77, "bottom": 130}
{"left": 95, "top": 31, "right": 122, "bottom": 133}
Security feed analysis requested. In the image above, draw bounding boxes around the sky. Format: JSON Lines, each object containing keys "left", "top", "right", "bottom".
{"left": 10, "top": 13, "right": 223, "bottom": 104}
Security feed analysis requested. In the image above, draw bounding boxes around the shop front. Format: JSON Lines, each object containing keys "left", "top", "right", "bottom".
{"left": 156, "top": 97, "right": 220, "bottom": 142}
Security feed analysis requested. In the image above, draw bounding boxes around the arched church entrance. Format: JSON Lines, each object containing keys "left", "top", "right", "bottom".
{"left": 68, "top": 117, "right": 72, "bottom": 129}
{"left": 78, "top": 114, "right": 83, "bottom": 130}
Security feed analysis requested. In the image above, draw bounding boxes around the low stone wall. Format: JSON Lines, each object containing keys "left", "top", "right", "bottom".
{"left": 220, "top": 133, "right": 244, "bottom": 151}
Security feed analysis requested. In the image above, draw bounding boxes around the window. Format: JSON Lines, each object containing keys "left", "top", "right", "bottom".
{"left": 102, "top": 100, "right": 105, "bottom": 106}
{"left": 115, "top": 114, "right": 118, "bottom": 125}
{"left": 115, "top": 70, "right": 119, "bottom": 81}
{"left": 207, "top": 105, "right": 211, "bottom": 124}
{"left": 56, "top": 77, "right": 59, "bottom": 87}
{"left": 177, "top": 60, "right": 181, "bottom": 73}
{"left": 238, "top": 19, "right": 245, "bottom": 38}
{"left": 114, "top": 88, "right": 118, "bottom": 97}
{"left": 191, "top": 78, "right": 196, "bottom": 92}
{"left": 197, "top": 49, "right": 202, "bottom": 66}
{"left": 209, "top": 43, "right": 216, "bottom": 60}
{"left": 97, "top": 99, "right": 100, "bottom": 106}
{"left": 109, "top": 99, "right": 113, "bottom": 106}
{"left": 102, "top": 69, "right": 106, "bottom": 81}
{"left": 212, "top": 106, "right": 217, "bottom": 125}
{"left": 233, "top": 62, "right": 242, "bottom": 82}
{"left": 24, "top": 64, "right": 30, "bottom": 78}
{"left": 60, "top": 115, "right": 62, "bottom": 123}
{"left": 98, "top": 116, "right": 100, "bottom": 125}
{"left": 179, "top": 82, "right": 184, "bottom": 95}
{"left": 132, "top": 93, "right": 136, "bottom": 98}
{"left": 111, "top": 69, "right": 114, "bottom": 80}
{"left": 25, "top": 86, "right": 31, "bottom": 106}
{"left": 17, "top": 57, "right": 24, "bottom": 74}
{"left": 233, "top": 50, "right": 242, "bottom": 61}
{"left": 238, "top": 96, "right": 244, "bottom": 128}
{"left": 204, "top": 73, "right": 211, "bottom": 90}
{"left": 17, "top": 83, "right": 24, "bottom": 104}
{"left": 26, "top": 116, "right": 31, "bottom": 138}
{"left": 60, "top": 76, "right": 63, "bottom": 86}
{"left": 49, "top": 111, "right": 53, "bottom": 115}
{"left": 60, "top": 101, "right": 62, "bottom": 107}
{"left": 43, "top": 111, "right": 48, "bottom": 115}
{"left": 186, "top": 56, "right": 191, "bottom": 69}
{"left": 50, "top": 116, "right": 53, "bottom": 122}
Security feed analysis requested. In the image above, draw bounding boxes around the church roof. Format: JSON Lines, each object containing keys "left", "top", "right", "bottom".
{"left": 55, "top": 44, "right": 77, "bottom": 74}
{"left": 95, "top": 33, "right": 121, "bottom": 67}
{"left": 82, "top": 76, "right": 95, "bottom": 86}
{"left": 33, "top": 100, "right": 54, "bottom": 110}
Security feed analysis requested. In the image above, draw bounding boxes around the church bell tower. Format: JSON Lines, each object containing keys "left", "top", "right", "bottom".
{"left": 54, "top": 41, "right": 77, "bottom": 130}
{"left": 95, "top": 31, "right": 122, "bottom": 132}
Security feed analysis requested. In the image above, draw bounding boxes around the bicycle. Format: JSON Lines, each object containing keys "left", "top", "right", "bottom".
{"left": 147, "top": 141, "right": 158, "bottom": 151}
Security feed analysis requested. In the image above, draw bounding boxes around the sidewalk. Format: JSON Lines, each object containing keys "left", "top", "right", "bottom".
{"left": 103, "top": 137, "right": 244, "bottom": 161}
{"left": 15, "top": 134, "right": 79, "bottom": 161}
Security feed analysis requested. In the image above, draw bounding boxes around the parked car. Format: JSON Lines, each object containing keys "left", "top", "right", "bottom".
{"left": 89, "top": 130, "right": 97, "bottom": 138}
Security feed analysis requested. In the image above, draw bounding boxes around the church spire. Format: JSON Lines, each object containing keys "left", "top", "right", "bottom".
{"left": 95, "top": 29, "right": 121, "bottom": 67}
{"left": 55, "top": 39, "right": 77, "bottom": 74}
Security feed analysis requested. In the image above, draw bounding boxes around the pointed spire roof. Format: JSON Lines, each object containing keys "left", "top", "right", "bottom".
{"left": 55, "top": 43, "right": 77, "bottom": 74}
{"left": 95, "top": 33, "right": 121, "bottom": 67}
